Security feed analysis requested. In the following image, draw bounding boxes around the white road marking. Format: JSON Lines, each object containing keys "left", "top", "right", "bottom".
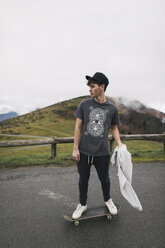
{"left": 38, "top": 189, "right": 77, "bottom": 208}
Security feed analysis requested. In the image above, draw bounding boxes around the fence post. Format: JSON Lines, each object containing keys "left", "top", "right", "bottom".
{"left": 51, "top": 143, "right": 56, "bottom": 159}
{"left": 164, "top": 138, "right": 165, "bottom": 153}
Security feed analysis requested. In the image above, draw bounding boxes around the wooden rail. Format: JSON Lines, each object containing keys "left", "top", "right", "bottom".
{"left": 0, "top": 134, "right": 164, "bottom": 158}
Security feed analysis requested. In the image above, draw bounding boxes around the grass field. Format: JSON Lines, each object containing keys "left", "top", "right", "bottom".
{"left": 0, "top": 95, "right": 164, "bottom": 168}
{"left": 0, "top": 140, "right": 164, "bottom": 169}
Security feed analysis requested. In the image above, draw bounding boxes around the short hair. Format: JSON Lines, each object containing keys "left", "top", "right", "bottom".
{"left": 87, "top": 80, "right": 108, "bottom": 92}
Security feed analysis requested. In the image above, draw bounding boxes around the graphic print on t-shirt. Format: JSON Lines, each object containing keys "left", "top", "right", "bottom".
{"left": 87, "top": 107, "right": 106, "bottom": 137}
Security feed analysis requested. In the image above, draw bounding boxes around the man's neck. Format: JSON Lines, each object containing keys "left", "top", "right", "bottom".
{"left": 94, "top": 95, "right": 106, "bottom": 104}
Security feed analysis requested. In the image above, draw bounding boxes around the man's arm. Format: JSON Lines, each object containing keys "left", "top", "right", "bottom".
{"left": 111, "top": 125, "right": 123, "bottom": 146}
{"left": 72, "top": 118, "right": 83, "bottom": 161}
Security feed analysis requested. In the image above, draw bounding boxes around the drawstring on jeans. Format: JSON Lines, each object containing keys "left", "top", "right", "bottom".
{"left": 88, "top": 156, "right": 94, "bottom": 165}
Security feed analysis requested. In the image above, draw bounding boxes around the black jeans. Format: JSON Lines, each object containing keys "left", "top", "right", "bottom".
{"left": 77, "top": 153, "right": 111, "bottom": 206}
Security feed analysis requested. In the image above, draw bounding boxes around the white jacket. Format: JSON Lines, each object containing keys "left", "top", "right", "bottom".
{"left": 111, "top": 145, "right": 142, "bottom": 211}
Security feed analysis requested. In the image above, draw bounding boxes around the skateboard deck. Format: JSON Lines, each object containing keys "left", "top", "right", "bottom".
{"left": 64, "top": 204, "right": 120, "bottom": 226}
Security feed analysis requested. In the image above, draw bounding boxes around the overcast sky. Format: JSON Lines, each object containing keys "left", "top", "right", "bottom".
{"left": 0, "top": 0, "right": 165, "bottom": 115}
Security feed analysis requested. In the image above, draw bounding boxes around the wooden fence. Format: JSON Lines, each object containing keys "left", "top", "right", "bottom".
{"left": 0, "top": 134, "right": 164, "bottom": 158}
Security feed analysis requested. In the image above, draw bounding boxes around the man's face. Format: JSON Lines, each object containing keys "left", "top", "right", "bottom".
{"left": 88, "top": 82, "right": 104, "bottom": 98}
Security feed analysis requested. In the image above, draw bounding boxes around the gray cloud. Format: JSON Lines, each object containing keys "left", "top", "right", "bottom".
{"left": 0, "top": 0, "right": 164, "bottom": 114}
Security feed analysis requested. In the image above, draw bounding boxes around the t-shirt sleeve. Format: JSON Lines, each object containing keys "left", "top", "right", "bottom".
{"left": 75, "top": 101, "right": 84, "bottom": 120}
{"left": 111, "top": 108, "right": 119, "bottom": 125}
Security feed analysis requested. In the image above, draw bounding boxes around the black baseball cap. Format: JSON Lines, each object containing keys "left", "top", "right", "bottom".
{"left": 85, "top": 72, "right": 109, "bottom": 86}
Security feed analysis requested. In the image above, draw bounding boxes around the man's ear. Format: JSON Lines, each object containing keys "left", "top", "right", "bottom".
{"left": 100, "top": 84, "right": 105, "bottom": 91}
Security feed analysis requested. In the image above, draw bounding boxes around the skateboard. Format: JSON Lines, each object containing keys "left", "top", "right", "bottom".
{"left": 64, "top": 204, "right": 120, "bottom": 226}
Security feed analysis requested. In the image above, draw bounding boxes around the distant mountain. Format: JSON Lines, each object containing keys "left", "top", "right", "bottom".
{"left": 0, "top": 112, "right": 18, "bottom": 122}
{"left": 114, "top": 97, "right": 165, "bottom": 122}
{"left": 0, "top": 96, "right": 164, "bottom": 136}
{"left": 111, "top": 97, "right": 165, "bottom": 134}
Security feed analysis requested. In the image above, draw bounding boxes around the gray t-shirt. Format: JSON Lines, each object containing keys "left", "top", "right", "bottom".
{"left": 75, "top": 98, "right": 119, "bottom": 156}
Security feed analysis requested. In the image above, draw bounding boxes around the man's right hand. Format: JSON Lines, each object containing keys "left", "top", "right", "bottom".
{"left": 72, "top": 149, "right": 80, "bottom": 162}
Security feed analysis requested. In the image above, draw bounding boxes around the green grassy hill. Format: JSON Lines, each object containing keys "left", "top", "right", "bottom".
{"left": 1, "top": 95, "right": 163, "bottom": 137}
{"left": 0, "top": 96, "right": 89, "bottom": 137}
{"left": 0, "top": 96, "right": 165, "bottom": 168}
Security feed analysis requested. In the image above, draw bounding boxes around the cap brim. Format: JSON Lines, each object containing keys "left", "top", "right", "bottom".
{"left": 85, "top": 75, "right": 92, "bottom": 80}
{"left": 85, "top": 75, "right": 99, "bottom": 83}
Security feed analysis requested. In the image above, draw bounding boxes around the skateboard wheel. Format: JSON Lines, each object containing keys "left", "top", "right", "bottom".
{"left": 107, "top": 215, "right": 112, "bottom": 220}
{"left": 74, "top": 221, "right": 79, "bottom": 226}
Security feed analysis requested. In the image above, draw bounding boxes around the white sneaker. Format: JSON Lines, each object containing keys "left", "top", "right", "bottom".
{"left": 72, "top": 204, "right": 87, "bottom": 219}
{"left": 105, "top": 199, "right": 118, "bottom": 215}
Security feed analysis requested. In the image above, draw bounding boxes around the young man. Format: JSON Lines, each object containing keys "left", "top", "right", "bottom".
{"left": 72, "top": 72, "right": 123, "bottom": 219}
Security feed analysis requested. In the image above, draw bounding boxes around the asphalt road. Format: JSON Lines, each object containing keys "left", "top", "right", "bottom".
{"left": 0, "top": 162, "right": 165, "bottom": 248}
